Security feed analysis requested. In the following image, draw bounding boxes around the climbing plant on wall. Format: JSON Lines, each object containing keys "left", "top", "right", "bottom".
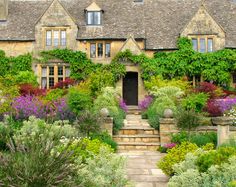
{"left": 0, "top": 50, "right": 32, "bottom": 77}
{"left": 112, "top": 37, "right": 236, "bottom": 85}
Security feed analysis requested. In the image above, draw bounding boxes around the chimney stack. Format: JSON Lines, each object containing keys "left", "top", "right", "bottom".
{"left": 0, "top": 0, "right": 8, "bottom": 21}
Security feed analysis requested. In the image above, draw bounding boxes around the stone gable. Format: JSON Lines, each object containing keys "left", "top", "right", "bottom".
{"left": 181, "top": 4, "right": 225, "bottom": 50}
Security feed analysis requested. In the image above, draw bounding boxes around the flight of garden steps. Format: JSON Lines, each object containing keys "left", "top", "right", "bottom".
{"left": 113, "top": 106, "right": 160, "bottom": 151}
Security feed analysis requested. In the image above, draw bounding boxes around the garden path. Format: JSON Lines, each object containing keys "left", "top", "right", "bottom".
{"left": 118, "top": 150, "right": 168, "bottom": 187}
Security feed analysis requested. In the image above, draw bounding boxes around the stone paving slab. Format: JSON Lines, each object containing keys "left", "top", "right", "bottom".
{"left": 118, "top": 151, "right": 169, "bottom": 187}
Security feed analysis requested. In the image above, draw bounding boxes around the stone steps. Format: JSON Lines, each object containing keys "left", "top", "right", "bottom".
{"left": 113, "top": 134, "right": 160, "bottom": 143}
{"left": 117, "top": 142, "right": 160, "bottom": 151}
{"left": 118, "top": 127, "right": 159, "bottom": 136}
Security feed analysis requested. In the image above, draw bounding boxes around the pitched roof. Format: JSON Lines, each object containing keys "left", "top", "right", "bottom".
{"left": 0, "top": 0, "right": 236, "bottom": 49}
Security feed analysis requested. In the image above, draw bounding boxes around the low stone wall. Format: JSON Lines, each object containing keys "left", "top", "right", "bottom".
{"left": 159, "top": 114, "right": 235, "bottom": 146}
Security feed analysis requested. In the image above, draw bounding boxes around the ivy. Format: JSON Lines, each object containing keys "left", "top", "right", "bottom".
{"left": 112, "top": 37, "right": 236, "bottom": 85}
{"left": 0, "top": 50, "right": 32, "bottom": 77}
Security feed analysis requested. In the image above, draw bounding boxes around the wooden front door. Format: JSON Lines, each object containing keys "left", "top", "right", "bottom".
{"left": 123, "top": 72, "right": 138, "bottom": 105}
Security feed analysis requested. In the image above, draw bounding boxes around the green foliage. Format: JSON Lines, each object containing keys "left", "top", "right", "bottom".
{"left": 40, "top": 49, "right": 100, "bottom": 81}
{"left": 90, "top": 132, "right": 118, "bottom": 151}
{"left": 147, "top": 96, "right": 176, "bottom": 129}
{"left": 176, "top": 107, "right": 201, "bottom": 134}
{"left": 181, "top": 93, "right": 208, "bottom": 112}
{"left": 144, "top": 76, "right": 190, "bottom": 92}
{"left": 196, "top": 146, "right": 236, "bottom": 172}
{"left": 75, "top": 147, "right": 129, "bottom": 187}
{"left": 169, "top": 155, "right": 236, "bottom": 187}
{"left": 76, "top": 110, "right": 101, "bottom": 136}
{"left": 102, "top": 61, "right": 126, "bottom": 82}
{"left": 45, "top": 88, "right": 65, "bottom": 101}
{"left": 67, "top": 87, "right": 93, "bottom": 115}
{"left": 14, "top": 71, "right": 38, "bottom": 86}
{"left": 93, "top": 87, "right": 124, "bottom": 133}
{"left": 150, "top": 86, "right": 184, "bottom": 100}
{"left": 171, "top": 132, "right": 217, "bottom": 147}
{"left": 157, "top": 142, "right": 198, "bottom": 176}
{"left": 89, "top": 69, "right": 115, "bottom": 97}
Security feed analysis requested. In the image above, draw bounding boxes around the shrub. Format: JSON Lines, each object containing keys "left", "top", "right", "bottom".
{"left": 190, "top": 132, "right": 217, "bottom": 147}
{"left": 19, "top": 83, "right": 46, "bottom": 96}
{"left": 93, "top": 87, "right": 124, "bottom": 133}
{"left": 14, "top": 71, "right": 38, "bottom": 86}
{"left": 182, "top": 93, "right": 208, "bottom": 112}
{"left": 205, "top": 99, "right": 223, "bottom": 117}
{"left": 45, "top": 88, "right": 65, "bottom": 101}
{"left": 157, "top": 142, "right": 198, "bottom": 176}
{"left": 0, "top": 123, "right": 77, "bottom": 186}
{"left": 75, "top": 147, "right": 128, "bottom": 187}
{"left": 196, "top": 146, "right": 236, "bottom": 172}
{"left": 67, "top": 87, "right": 92, "bottom": 115}
{"left": 75, "top": 110, "right": 101, "bottom": 136}
{"left": 176, "top": 107, "right": 201, "bottom": 135}
{"left": 196, "top": 82, "right": 223, "bottom": 99}
{"left": 144, "top": 76, "right": 190, "bottom": 92}
{"left": 159, "top": 143, "right": 177, "bottom": 153}
{"left": 171, "top": 131, "right": 188, "bottom": 144}
{"left": 90, "top": 132, "right": 118, "bottom": 151}
{"left": 150, "top": 86, "right": 184, "bottom": 100}
{"left": 53, "top": 78, "right": 75, "bottom": 89}
{"left": 147, "top": 96, "right": 176, "bottom": 129}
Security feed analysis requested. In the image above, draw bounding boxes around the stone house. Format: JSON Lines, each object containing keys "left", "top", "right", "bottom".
{"left": 0, "top": 0, "right": 236, "bottom": 105}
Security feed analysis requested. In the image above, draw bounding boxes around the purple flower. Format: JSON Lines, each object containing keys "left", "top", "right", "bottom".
{"left": 119, "top": 99, "right": 128, "bottom": 113}
{"left": 138, "top": 95, "right": 153, "bottom": 110}
{"left": 214, "top": 98, "right": 236, "bottom": 113}
{"left": 163, "top": 143, "right": 176, "bottom": 149}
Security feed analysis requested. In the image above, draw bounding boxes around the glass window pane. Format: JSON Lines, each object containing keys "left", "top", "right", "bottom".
{"left": 200, "top": 38, "right": 206, "bottom": 53}
{"left": 98, "top": 43, "right": 103, "bottom": 57}
{"left": 61, "top": 30, "right": 66, "bottom": 46}
{"left": 49, "top": 66, "right": 54, "bottom": 76}
{"left": 42, "top": 67, "right": 47, "bottom": 77}
{"left": 90, "top": 43, "right": 96, "bottom": 58}
{"left": 58, "top": 66, "right": 63, "bottom": 76}
{"left": 208, "top": 38, "right": 213, "bottom": 52}
{"left": 87, "top": 12, "right": 93, "bottom": 25}
{"left": 192, "top": 38, "right": 198, "bottom": 51}
{"left": 49, "top": 77, "right": 54, "bottom": 88}
{"left": 46, "top": 31, "right": 52, "bottom": 46}
{"left": 94, "top": 12, "right": 101, "bottom": 25}
{"left": 54, "top": 30, "right": 59, "bottom": 46}
{"left": 65, "top": 67, "right": 70, "bottom": 77}
{"left": 41, "top": 77, "right": 47, "bottom": 89}
{"left": 105, "top": 43, "right": 111, "bottom": 57}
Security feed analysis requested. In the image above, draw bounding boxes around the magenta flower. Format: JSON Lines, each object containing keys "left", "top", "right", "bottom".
{"left": 119, "top": 99, "right": 128, "bottom": 113}
{"left": 138, "top": 95, "right": 153, "bottom": 110}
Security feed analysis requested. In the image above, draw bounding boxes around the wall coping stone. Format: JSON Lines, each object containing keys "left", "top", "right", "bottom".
{"left": 212, "top": 117, "right": 234, "bottom": 126}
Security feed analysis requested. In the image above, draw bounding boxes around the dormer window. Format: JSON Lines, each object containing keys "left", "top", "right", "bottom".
{"left": 87, "top": 11, "right": 101, "bottom": 25}
{"left": 191, "top": 36, "right": 213, "bottom": 53}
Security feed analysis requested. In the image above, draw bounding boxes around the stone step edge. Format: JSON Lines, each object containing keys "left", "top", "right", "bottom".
{"left": 113, "top": 134, "right": 160, "bottom": 138}
{"left": 121, "top": 126, "right": 157, "bottom": 130}
{"left": 117, "top": 142, "right": 160, "bottom": 146}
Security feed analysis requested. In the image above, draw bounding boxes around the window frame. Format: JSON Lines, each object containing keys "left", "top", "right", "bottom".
{"left": 86, "top": 11, "right": 102, "bottom": 25}
{"left": 38, "top": 64, "right": 70, "bottom": 89}
{"left": 89, "top": 41, "right": 112, "bottom": 59}
{"left": 191, "top": 36, "right": 214, "bottom": 53}
{"left": 44, "top": 28, "right": 67, "bottom": 48}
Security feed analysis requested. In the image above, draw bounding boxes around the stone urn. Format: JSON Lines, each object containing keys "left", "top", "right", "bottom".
{"left": 163, "top": 109, "right": 173, "bottom": 118}
{"left": 100, "top": 108, "right": 109, "bottom": 117}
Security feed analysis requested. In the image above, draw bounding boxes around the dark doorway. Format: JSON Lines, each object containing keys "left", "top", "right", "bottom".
{"left": 123, "top": 72, "right": 138, "bottom": 105}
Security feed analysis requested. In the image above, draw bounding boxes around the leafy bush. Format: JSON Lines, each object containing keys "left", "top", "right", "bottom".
{"left": 53, "top": 78, "right": 75, "bottom": 89}
{"left": 90, "top": 132, "right": 118, "bottom": 151}
{"left": 14, "top": 71, "right": 38, "bottom": 86}
{"left": 196, "top": 82, "right": 223, "bottom": 99}
{"left": 196, "top": 146, "right": 236, "bottom": 172}
{"left": 75, "top": 110, "right": 101, "bottom": 136}
{"left": 93, "top": 87, "right": 124, "bottom": 133}
{"left": 205, "top": 99, "right": 223, "bottom": 117}
{"left": 147, "top": 96, "right": 176, "bottom": 129}
{"left": 19, "top": 83, "right": 46, "bottom": 96}
{"left": 144, "top": 76, "right": 190, "bottom": 92}
{"left": 150, "top": 86, "right": 184, "bottom": 100}
{"left": 182, "top": 93, "right": 208, "bottom": 112}
{"left": 45, "top": 88, "right": 65, "bottom": 101}
{"left": 67, "top": 87, "right": 92, "bottom": 115}
{"left": 157, "top": 142, "right": 198, "bottom": 176}
{"left": 159, "top": 143, "right": 177, "bottom": 153}
{"left": 190, "top": 132, "right": 217, "bottom": 147}
{"left": 169, "top": 155, "right": 236, "bottom": 187}
{"left": 171, "top": 131, "right": 188, "bottom": 144}
{"left": 75, "top": 147, "right": 128, "bottom": 187}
